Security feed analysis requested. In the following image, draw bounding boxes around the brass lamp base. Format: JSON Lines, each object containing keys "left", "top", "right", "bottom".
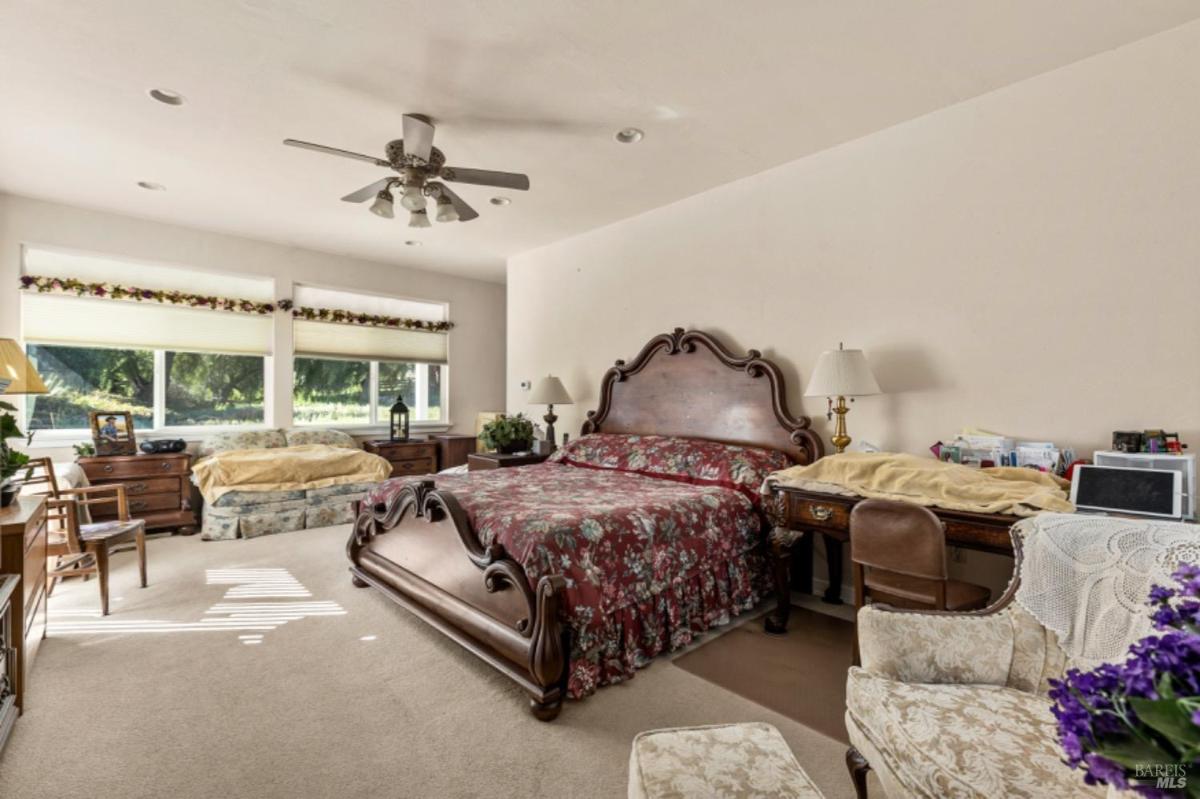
{"left": 830, "top": 395, "right": 852, "bottom": 454}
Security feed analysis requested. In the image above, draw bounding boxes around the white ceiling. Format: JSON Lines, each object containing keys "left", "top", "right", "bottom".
{"left": 2, "top": 1, "right": 1198, "bottom": 283}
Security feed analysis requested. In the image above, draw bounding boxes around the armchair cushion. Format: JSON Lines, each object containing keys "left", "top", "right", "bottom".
{"left": 856, "top": 603, "right": 1065, "bottom": 691}
{"left": 845, "top": 668, "right": 1100, "bottom": 799}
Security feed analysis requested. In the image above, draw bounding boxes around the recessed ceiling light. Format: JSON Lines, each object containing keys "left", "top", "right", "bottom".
{"left": 405, "top": 240, "right": 422, "bottom": 247}
{"left": 614, "top": 127, "right": 644, "bottom": 144}
{"left": 490, "top": 196, "right": 511, "bottom": 206}
{"left": 137, "top": 181, "right": 166, "bottom": 191}
{"left": 148, "top": 88, "right": 185, "bottom": 106}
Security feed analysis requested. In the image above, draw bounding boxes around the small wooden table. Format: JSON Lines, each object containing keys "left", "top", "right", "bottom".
{"left": 765, "top": 486, "right": 1018, "bottom": 634}
{"left": 77, "top": 453, "right": 196, "bottom": 533}
{"left": 467, "top": 452, "right": 550, "bottom": 471}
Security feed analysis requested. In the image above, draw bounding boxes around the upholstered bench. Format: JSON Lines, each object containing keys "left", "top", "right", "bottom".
{"left": 628, "top": 722, "right": 825, "bottom": 799}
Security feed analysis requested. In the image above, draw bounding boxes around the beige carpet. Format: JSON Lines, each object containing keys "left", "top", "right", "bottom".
{"left": 674, "top": 606, "right": 856, "bottom": 743}
{"left": 0, "top": 525, "right": 866, "bottom": 798}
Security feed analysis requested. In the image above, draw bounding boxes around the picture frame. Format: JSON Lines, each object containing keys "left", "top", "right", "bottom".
{"left": 89, "top": 410, "right": 137, "bottom": 456}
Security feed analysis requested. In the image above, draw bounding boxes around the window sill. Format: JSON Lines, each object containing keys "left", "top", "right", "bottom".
{"left": 20, "top": 421, "right": 453, "bottom": 449}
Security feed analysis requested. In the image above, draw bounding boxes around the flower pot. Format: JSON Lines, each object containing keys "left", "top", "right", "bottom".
{"left": 0, "top": 480, "right": 16, "bottom": 508}
{"left": 499, "top": 440, "right": 531, "bottom": 455}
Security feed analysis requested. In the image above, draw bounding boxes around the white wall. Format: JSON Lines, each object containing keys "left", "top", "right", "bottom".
{"left": 0, "top": 193, "right": 506, "bottom": 458}
{"left": 507, "top": 21, "right": 1200, "bottom": 597}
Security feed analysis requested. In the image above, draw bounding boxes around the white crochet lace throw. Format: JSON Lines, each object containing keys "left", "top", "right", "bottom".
{"left": 1013, "top": 513, "right": 1200, "bottom": 669}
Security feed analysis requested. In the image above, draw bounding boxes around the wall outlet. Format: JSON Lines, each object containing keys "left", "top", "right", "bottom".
{"left": 519, "top": 379, "right": 531, "bottom": 390}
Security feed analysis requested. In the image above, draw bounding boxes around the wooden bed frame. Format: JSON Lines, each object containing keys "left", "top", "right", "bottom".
{"left": 346, "top": 328, "right": 823, "bottom": 719}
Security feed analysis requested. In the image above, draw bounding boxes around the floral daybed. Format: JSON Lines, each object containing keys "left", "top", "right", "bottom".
{"left": 195, "top": 428, "right": 392, "bottom": 540}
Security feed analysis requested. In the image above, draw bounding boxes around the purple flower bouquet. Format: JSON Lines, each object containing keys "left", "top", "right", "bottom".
{"left": 1049, "top": 564, "right": 1200, "bottom": 797}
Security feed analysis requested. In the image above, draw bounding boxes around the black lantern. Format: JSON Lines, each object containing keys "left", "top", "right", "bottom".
{"left": 389, "top": 396, "right": 410, "bottom": 442}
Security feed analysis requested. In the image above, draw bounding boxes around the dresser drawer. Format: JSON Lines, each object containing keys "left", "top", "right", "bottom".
{"left": 91, "top": 491, "right": 182, "bottom": 520}
{"left": 81, "top": 456, "right": 188, "bottom": 480}
{"left": 389, "top": 458, "right": 437, "bottom": 478}
{"left": 92, "top": 476, "right": 181, "bottom": 496}
{"left": 787, "top": 495, "right": 852, "bottom": 531}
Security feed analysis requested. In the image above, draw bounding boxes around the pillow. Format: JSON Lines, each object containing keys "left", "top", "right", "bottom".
{"left": 284, "top": 428, "right": 357, "bottom": 449}
{"left": 196, "top": 429, "right": 288, "bottom": 459}
{"left": 549, "top": 433, "right": 792, "bottom": 500}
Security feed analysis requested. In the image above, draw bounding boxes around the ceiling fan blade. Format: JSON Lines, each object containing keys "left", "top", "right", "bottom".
{"left": 340, "top": 177, "right": 394, "bottom": 203}
{"left": 436, "top": 183, "right": 479, "bottom": 222}
{"left": 402, "top": 114, "right": 435, "bottom": 164}
{"left": 441, "top": 167, "right": 530, "bottom": 191}
{"left": 283, "top": 139, "right": 389, "bottom": 167}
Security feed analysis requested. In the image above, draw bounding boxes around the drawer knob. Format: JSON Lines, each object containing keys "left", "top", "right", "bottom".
{"left": 102, "top": 464, "right": 114, "bottom": 473}
{"left": 129, "top": 482, "right": 147, "bottom": 492}
{"left": 809, "top": 505, "right": 833, "bottom": 521}
{"left": 131, "top": 500, "right": 148, "bottom": 511}
{"left": 160, "top": 462, "right": 172, "bottom": 471}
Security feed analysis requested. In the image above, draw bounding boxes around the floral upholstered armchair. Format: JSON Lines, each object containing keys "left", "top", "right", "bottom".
{"left": 843, "top": 565, "right": 1105, "bottom": 799}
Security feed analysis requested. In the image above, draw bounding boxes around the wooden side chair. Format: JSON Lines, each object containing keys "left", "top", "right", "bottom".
{"left": 849, "top": 499, "right": 990, "bottom": 660}
{"left": 16, "top": 457, "right": 148, "bottom": 615}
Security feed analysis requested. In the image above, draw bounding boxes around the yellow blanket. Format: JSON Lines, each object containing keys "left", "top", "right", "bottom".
{"left": 192, "top": 444, "right": 393, "bottom": 504}
{"left": 766, "top": 452, "right": 1074, "bottom": 517}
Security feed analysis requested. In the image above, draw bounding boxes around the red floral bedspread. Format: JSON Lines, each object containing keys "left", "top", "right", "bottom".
{"left": 365, "top": 458, "right": 772, "bottom": 698}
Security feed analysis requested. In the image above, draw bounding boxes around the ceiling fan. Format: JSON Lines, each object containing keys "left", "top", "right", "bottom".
{"left": 284, "top": 114, "right": 530, "bottom": 227}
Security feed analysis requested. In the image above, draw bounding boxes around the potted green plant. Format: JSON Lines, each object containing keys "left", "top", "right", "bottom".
{"left": 479, "top": 413, "right": 535, "bottom": 454}
{"left": 0, "top": 401, "right": 31, "bottom": 507}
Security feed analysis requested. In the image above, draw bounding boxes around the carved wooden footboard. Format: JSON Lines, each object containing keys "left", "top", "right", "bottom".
{"left": 347, "top": 479, "right": 569, "bottom": 720}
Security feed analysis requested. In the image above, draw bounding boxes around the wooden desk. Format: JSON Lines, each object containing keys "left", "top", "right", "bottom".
{"left": 0, "top": 496, "right": 48, "bottom": 713}
{"left": 765, "top": 486, "right": 1018, "bottom": 634}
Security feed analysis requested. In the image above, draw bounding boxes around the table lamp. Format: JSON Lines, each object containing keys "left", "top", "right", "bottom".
{"left": 0, "top": 339, "right": 47, "bottom": 396}
{"left": 804, "top": 343, "right": 880, "bottom": 454}
{"left": 528, "top": 376, "right": 573, "bottom": 450}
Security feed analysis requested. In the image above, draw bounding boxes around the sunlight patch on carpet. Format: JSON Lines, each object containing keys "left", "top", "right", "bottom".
{"left": 47, "top": 567, "right": 346, "bottom": 640}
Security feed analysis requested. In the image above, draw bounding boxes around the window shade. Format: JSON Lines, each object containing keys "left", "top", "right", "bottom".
{"left": 293, "top": 320, "right": 447, "bottom": 364}
{"left": 291, "top": 284, "right": 448, "bottom": 363}
{"left": 20, "top": 247, "right": 275, "bottom": 356}
{"left": 21, "top": 293, "right": 273, "bottom": 356}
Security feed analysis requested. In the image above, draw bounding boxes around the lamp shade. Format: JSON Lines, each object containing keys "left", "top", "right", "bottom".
{"left": 529, "top": 376, "right": 573, "bottom": 405}
{"left": 0, "top": 339, "right": 47, "bottom": 395}
{"left": 804, "top": 346, "right": 880, "bottom": 398}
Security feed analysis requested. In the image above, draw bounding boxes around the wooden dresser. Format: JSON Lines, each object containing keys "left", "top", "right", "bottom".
{"left": 362, "top": 440, "right": 438, "bottom": 478}
{"left": 0, "top": 496, "right": 48, "bottom": 718}
{"left": 0, "top": 573, "right": 19, "bottom": 748}
{"left": 77, "top": 453, "right": 196, "bottom": 532}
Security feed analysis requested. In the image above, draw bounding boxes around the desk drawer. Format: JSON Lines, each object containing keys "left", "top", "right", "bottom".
{"left": 787, "top": 495, "right": 852, "bottom": 531}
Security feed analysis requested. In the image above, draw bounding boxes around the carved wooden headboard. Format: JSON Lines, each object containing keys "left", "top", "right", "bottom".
{"left": 581, "top": 328, "right": 823, "bottom": 465}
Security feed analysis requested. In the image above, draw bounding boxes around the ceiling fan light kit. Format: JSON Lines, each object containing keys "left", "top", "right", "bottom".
{"left": 284, "top": 113, "right": 529, "bottom": 228}
{"left": 369, "top": 188, "right": 395, "bottom": 219}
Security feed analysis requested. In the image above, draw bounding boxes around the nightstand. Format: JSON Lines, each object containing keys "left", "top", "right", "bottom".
{"left": 363, "top": 439, "right": 438, "bottom": 478}
{"left": 467, "top": 452, "right": 550, "bottom": 471}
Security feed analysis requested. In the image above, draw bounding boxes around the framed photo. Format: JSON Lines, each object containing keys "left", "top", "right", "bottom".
{"left": 89, "top": 410, "right": 137, "bottom": 456}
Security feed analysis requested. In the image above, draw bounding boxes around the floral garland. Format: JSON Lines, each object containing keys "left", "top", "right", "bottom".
{"left": 286, "top": 302, "right": 453, "bottom": 332}
{"left": 18, "top": 276, "right": 453, "bottom": 333}
{"left": 20, "top": 275, "right": 276, "bottom": 315}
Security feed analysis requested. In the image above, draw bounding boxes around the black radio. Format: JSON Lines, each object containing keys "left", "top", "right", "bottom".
{"left": 140, "top": 439, "right": 187, "bottom": 454}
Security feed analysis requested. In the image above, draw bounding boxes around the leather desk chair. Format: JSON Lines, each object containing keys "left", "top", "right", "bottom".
{"left": 849, "top": 499, "right": 991, "bottom": 659}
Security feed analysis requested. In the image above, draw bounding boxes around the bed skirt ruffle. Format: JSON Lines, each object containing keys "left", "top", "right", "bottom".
{"left": 566, "top": 550, "right": 768, "bottom": 699}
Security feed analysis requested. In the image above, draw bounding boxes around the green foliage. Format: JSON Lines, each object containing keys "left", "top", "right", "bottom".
{"left": 73, "top": 441, "right": 96, "bottom": 458}
{"left": 479, "top": 413, "right": 534, "bottom": 452}
{"left": 0, "top": 403, "right": 31, "bottom": 482}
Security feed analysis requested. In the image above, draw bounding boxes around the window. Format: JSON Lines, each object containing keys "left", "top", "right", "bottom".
{"left": 26, "top": 344, "right": 154, "bottom": 431}
{"left": 26, "top": 344, "right": 266, "bottom": 432}
{"left": 293, "top": 357, "right": 443, "bottom": 426}
{"left": 293, "top": 357, "right": 370, "bottom": 425}
{"left": 165, "top": 352, "right": 265, "bottom": 426}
